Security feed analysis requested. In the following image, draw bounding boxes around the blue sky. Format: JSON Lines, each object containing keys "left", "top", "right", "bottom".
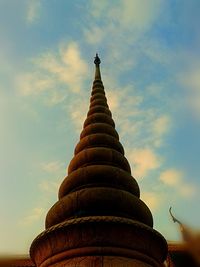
{"left": 0, "top": 0, "right": 200, "bottom": 254}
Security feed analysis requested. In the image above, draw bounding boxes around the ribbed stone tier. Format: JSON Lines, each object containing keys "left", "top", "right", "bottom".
{"left": 30, "top": 54, "right": 167, "bottom": 267}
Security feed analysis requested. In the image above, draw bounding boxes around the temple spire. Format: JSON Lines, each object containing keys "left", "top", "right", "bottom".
{"left": 30, "top": 56, "right": 167, "bottom": 267}
{"left": 94, "top": 53, "right": 101, "bottom": 81}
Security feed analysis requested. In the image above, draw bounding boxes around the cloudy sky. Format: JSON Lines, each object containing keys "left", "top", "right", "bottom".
{"left": 1, "top": 0, "right": 200, "bottom": 254}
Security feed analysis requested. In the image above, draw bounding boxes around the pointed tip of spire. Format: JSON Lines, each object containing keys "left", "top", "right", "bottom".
{"left": 94, "top": 53, "right": 101, "bottom": 66}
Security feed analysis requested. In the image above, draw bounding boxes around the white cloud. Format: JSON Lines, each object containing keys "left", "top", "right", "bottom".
{"left": 18, "top": 42, "right": 88, "bottom": 96}
{"left": 160, "top": 169, "right": 196, "bottom": 198}
{"left": 44, "top": 90, "right": 66, "bottom": 106}
{"left": 141, "top": 39, "right": 173, "bottom": 65}
{"left": 102, "top": 87, "right": 171, "bottom": 180}
{"left": 181, "top": 66, "right": 200, "bottom": 92}
{"left": 85, "top": 0, "right": 166, "bottom": 78}
{"left": 90, "top": 0, "right": 162, "bottom": 32}
{"left": 153, "top": 115, "right": 171, "bottom": 136}
{"left": 40, "top": 162, "right": 65, "bottom": 195}
{"left": 89, "top": 0, "right": 109, "bottom": 18}
{"left": 141, "top": 192, "right": 161, "bottom": 212}
{"left": 26, "top": 0, "right": 41, "bottom": 23}
{"left": 112, "top": 0, "right": 162, "bottom": 31}
{"left": 84, "top": 26, "right": 105, "bottom": 44}
{"left": 160, "top": 169, "right": 182, "bottom": 186}
{"left": 180, "top": 184, "right": 196, "bottom": 197}
{"left": 17, "top": 72, "right": 54, "bottom": 96}
{"left": 107, "top": 87, "right": 143, "bottom": 114}
{"left": 39, "top": 180, "right": 60, "bottom": 194}
{"left": 16, "top": 41, "right": 91, "bottom": 136}
{"left": 67, "top": 96, "right": 88, "bottom": 131}
{"left": 41, "top": 161, "right": 64, "bottom": 173}
{"left": 34, "top": 42, "right": 88, "bottom": 93}
{"left": 106, "top": 87, "right": 143, "bottom": 139}
{"left": 19, "top": 207, "right": 45, "bottom": 225}
{"left": 106, "top": 90, "right": 120, "bottom": 111}
{"left": 128, "top": 148, "right": 161, "bottom": 178}
{"left": 179, "top": 65, "right": 200, "bottom": 118}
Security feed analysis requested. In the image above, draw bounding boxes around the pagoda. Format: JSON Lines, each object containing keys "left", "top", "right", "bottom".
{"left": 30, "top": 54, "right": 168, "bottom": 267}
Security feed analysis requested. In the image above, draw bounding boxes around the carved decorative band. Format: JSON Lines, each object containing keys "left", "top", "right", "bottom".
{"left": 31, "top": 216, "right": 167, "bottom": 253}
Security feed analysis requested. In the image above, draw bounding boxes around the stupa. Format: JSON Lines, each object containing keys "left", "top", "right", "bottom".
{"left": 30, "top": 54, "right": 168, "bottom": 267}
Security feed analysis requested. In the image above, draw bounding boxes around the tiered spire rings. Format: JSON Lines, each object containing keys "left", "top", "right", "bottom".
{"left": 30, "top": 55, "right": 167, "bottom": 267}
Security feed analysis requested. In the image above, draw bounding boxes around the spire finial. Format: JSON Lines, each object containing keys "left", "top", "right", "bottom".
{"left": 94, "top": 53, "right": 101, "bottom": 80}
{"left": 94, "top": 53, "right": 101, "bottom": 66}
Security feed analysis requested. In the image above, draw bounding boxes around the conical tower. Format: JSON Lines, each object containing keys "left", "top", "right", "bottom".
{"left": 30, "top": 54, "right": 167, "bottom": 267}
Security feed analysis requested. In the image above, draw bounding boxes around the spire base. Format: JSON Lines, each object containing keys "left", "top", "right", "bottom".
{"left": 30, "top": 216, "right": 167, "bottom": 267}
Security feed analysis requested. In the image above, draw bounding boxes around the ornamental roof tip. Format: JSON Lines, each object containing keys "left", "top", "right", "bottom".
{"left": 169, "top": 207, "right": 182, "bottom": 225}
